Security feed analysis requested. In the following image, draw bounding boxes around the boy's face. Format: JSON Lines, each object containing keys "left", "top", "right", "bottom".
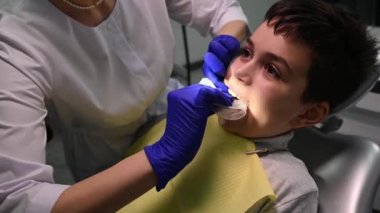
{"left": 220, "top": 22, "right": 314, "bottom": 138}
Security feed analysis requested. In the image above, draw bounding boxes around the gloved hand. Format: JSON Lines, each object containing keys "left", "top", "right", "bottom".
{"left": 203, "top": 35, "right": 240, "bottom": 92}
{"left": 144, "top": 84, "right": 233, "bottom": 190}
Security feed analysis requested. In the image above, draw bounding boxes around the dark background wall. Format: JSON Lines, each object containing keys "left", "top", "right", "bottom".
{"left": 326, "top": 0, "right": 379, "bottom": 26}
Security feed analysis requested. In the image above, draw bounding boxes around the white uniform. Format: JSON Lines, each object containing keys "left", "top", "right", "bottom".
{"left": 0, "top": 0, "right": 247, "bottom": 212}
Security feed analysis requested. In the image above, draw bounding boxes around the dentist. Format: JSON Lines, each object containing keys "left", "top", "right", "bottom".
{"left": 0, "top": 0, "right": 247, "bottom": 212}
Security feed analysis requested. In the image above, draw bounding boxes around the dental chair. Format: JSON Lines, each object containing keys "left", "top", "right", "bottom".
{"left": 289, "top": 64, "right": 380, "bottom": 213}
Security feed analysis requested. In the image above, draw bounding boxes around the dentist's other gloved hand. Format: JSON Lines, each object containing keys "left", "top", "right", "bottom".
{"left": 144, "top": 84, "right": 233, "bottom": 190}
{"left": 203, "top": 35, "right": 240, "bottom": 92}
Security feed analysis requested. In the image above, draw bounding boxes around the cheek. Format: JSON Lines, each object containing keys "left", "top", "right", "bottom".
{"left": 256, "top": 79, "right": 302, "bottom": 108}
{"left": 247, "top": 85, "right": 301, "bottom": 123}
{"left": 258, "top": 94, "right": 302, "bottom": 126}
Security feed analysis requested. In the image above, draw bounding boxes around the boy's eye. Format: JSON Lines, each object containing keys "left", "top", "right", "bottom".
{"left": 264, "top": 64, "right": 280, "bottom": 79}
{"left": 239, "top": 48, "right": 253, "bottom": 59}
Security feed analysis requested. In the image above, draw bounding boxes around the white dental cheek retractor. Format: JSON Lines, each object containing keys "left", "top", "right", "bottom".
{"left": 198, "top": 78, "right": 248, "bottom": 120}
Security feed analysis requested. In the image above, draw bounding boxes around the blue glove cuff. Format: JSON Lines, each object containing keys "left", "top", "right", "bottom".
{"left": 144, "top": 142, "right": 184, "bottom": 191}
{"left": 144, "top": 144, "right": 168, "bottom": 190}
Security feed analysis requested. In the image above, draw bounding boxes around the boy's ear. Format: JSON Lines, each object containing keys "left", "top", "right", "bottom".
{"left": 290, "top": 102, "right": 330, "bottom": 129}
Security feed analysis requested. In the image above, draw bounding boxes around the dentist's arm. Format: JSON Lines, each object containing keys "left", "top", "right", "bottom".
{"left": 52, "top": 85, "right": 233, "bottom": 213}
{"left": 218, "top": 20, "right": 249, "bottom": 43}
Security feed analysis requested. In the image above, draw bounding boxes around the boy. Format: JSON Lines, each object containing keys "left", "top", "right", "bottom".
{"left": 120, "top": 0, "right": 379, "bottom": 212}
{"left": 221, "top": 0, "right": 378, "bottom": 211}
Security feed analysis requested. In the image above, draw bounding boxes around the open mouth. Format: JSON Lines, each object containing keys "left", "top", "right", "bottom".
{"left": 216, "top": 88, "right": 248, "bottom": 120}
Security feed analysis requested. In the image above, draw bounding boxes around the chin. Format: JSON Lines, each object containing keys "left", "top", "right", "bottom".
{"left": 217, "top": 115, "right": 249, "bottom": 136}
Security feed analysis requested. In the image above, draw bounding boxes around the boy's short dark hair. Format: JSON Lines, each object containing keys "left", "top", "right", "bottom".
{"left": 265, "top": 0, "right": 379, "bottom": 113}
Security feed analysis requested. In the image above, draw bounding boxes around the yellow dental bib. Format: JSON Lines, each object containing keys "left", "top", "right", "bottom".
{"left": 118, "top": 115, "right": 276, "bottom": 213}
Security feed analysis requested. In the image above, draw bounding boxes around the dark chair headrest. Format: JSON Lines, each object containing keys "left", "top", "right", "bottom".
{"left": 330, "top": 64, "right": 380, "bottom": 115}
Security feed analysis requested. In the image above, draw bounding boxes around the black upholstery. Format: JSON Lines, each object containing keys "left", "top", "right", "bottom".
{"left": 289, "top": 127, "right": 380, "bottom": 213}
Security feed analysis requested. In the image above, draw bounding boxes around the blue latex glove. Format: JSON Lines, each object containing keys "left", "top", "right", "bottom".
{"left": 144, "top": 84, "right": 233, "bottom": 190}
{"left": 203, "top": 35, "right": 240, "bottom": 92}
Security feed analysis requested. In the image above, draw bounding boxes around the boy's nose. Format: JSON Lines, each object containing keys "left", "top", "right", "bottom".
{"left": 233, "top": 63, "right": 254, "bottom": 85}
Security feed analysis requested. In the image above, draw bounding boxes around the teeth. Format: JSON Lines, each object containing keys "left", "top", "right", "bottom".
{"left": 228, "top": 89, "right": 239, "bottom": 99}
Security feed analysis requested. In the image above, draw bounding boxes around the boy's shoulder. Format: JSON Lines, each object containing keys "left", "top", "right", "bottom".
{"left": 260, "top": 151, "right": 318, "bottom": 210}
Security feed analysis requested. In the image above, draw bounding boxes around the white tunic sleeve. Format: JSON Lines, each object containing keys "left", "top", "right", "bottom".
{"left": 0, "top": 60, "right": 68, "bottom": 213}
{"left": 166, "top": 0, "right": 248, "bottom": 36}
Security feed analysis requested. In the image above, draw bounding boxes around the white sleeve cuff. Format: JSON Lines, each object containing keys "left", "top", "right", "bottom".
{"left": 26, "top": 183, "right": 69, "bottom": 213}
{"left": 211, "top": 3, "right": 248, "bottom": 36}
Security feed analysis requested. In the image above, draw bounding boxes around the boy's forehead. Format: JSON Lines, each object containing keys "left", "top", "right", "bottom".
{"left": 249, "top": 21, "right": 312, "bottom": 78}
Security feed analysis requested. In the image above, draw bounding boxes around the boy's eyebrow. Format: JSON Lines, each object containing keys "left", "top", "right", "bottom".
{"left": 247, "top": 38, "right": 293, "bottom": 74}
{"left": 264, "top": 52, "right": 293, "bottom": 74}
